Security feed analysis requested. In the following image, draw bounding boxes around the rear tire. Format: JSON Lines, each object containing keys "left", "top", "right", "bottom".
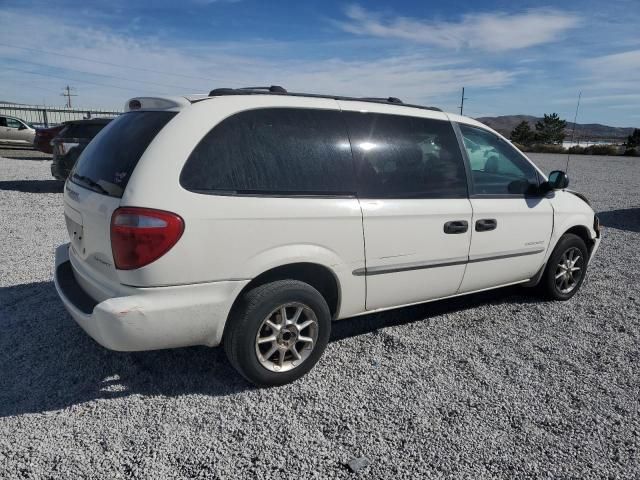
{"left": 541, "top": 233, "right": 589, "bottom": 300}
{"left": 223, "top": 280, "right": 331, "bottom": 387}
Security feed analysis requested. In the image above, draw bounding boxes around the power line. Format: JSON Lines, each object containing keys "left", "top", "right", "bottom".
{"left": 0, "top": 42, "right": 219, "bottom": 84}
{"left": 0, "top": 73, "right": 62, "bottom": 95}
{"left": 2, "top": 65, "right": 171, "bottom": 95}
{"left": 0, "top": 57, "right": 204, "bottom": 92}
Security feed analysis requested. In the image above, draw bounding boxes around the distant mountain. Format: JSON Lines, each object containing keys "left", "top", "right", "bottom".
{"left": 476, "top": 115, "right": 635, "bottom": 141}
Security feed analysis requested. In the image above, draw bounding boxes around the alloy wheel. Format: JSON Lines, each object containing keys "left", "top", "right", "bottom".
{"left": 255, "top": 302, "right": 319, "bottom": 372}
{"left": 554, "top": 246, "right": 584, "bottom": 294}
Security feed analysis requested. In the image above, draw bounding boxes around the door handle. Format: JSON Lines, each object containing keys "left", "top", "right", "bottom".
{"left": 475, "top": 218, "right": 497, "bottom": 232}
{"left": 443, "top": 220, "right": 469, "bottom": 234}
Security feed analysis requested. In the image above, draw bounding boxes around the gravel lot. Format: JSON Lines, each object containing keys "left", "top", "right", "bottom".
{"left": 1, "top": 145, "right": 638, "bottom": 479}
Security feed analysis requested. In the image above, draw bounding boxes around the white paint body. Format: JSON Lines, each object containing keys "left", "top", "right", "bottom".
{"left": 54, "top": 94, "right": 601, "bottom": 351}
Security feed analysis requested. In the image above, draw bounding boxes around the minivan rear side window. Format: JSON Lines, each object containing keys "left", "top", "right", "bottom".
{"left": 343, "top": 112, "right": 468, "bottom": 198}
{"left": 180, "top": 108, "right": 355, "bottom": 195}
{"left": 70, "top": 111, "right": 176, "bottom": 198}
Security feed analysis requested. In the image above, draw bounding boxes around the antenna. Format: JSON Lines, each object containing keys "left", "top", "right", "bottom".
{"left": 61, "top": 85, "right": 77, "bottom": 108}
{"left": 565, "top": 91, "right": 582, "bottom": 173}
{"left": 459, "top": 87, "right": 468, "bottom": 115}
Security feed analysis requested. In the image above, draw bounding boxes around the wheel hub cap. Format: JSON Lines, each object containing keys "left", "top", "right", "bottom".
{"left": 278, "top": 326, "right": 298, "bottom": 347}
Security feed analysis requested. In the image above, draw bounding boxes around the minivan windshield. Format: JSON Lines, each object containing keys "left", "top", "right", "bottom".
{"left": 69, "top": 111, "right": 176, "bottom": 197}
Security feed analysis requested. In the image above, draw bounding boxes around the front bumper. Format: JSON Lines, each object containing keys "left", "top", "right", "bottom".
{"left": 590, "top": 235, "right": 601, "bottom": 263}
{"left": 54, "top": 243, "right": 249, "bottom": 351}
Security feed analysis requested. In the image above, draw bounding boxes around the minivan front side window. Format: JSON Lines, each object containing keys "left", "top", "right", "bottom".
{"left": 343, "top": 112, "right": 467, "bottom": 198}
{"left": 458, "top": 124, "right": 539, "bottom": 195}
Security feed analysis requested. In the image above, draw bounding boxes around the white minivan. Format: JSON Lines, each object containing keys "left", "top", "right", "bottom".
{"left": 54, "top": 87, "right": 601, "bottom": 386}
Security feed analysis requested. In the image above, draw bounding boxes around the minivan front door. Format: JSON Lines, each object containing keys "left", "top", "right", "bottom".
{"left": 456, "top": 123, "right": 553, "bottom": 292}
{"left": 339, "top": 105, "right": 472, "bottom": 310}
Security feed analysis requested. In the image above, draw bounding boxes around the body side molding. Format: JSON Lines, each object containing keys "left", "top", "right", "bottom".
{"left": 353, "top": 247, "right": 544, "bottom": 276}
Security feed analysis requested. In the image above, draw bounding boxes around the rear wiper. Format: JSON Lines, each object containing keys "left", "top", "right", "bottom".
{"left": 71, "top": 173, "right": 109, "bottom": 195}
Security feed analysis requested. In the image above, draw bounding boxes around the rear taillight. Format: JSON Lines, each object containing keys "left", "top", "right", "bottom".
{"left": 58, "top": 142, "right": 79, "bottom": 155}
{"left": 110, "top": 207, "right": 184, "bottom": 270}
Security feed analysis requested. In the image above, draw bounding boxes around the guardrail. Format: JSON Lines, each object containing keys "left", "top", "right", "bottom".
{"left": 0, "top": 103, "right": 122, "bottom": 127}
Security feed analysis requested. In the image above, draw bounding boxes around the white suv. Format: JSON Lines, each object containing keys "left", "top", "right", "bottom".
{"left": 54, "top": 86, "right": 601, "bottom": 386}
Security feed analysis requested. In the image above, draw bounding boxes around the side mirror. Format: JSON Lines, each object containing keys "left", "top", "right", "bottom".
{"left": 545, "top": 170, "right": 569, "bottom": 191}
{"left": 18, "top": 124, "right": 27, "bottom": 130}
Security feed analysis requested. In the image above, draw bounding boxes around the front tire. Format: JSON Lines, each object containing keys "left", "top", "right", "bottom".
{"left": 223, "top": 280, "right": 331, "bottom": 387}
{"left": 541, "top": 233, "right": 589, "bottom": 300}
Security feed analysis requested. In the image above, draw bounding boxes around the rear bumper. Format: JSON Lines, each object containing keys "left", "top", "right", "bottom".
{"left": 54, "top": 243, "right": 249, "bottom": 351}
{"left": 50, "top": 159, "right": 69, "bottom": 180}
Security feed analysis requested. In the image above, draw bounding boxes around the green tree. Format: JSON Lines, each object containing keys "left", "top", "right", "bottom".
{"left": 626, "top": 128, "right": 640, "bottom": 148}
{"left": 535, "top": 113, "right": 567, "bottom": 145}
{"left": 510, "top": 120, "right": 535, "bottom": 146}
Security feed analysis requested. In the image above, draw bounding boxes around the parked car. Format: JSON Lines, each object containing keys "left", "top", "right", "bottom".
{"left": 0, "top": 115, "right": 36, "bottom": 144}
{"left": 54, "top": 87, "right": 601, "bottom": 386}
{"left": 50, "top": 118, "right": 112, "bottom": 180}
{"left": 34, "top": 125, "right": 64, "bottom": 154}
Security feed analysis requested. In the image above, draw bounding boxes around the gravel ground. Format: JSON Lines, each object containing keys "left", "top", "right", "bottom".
{"left": 0, "top": 146, "right": 638, "bottom": 479}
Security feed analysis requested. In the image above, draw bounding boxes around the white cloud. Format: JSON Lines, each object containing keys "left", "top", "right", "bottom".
{"left": 580, "top": 50, "right": 640, "bottom": 93}
{"left": 0, "top": 9, "right": 515, "bottom": 109}
{"left": 337, "top": 5, "right": 581, "bottom": 52}
{"left": 583, "top": 50, "right": 640, "bottom": 78}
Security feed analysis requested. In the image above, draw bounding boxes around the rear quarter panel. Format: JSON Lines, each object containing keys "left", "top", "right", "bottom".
{"left": 118, "top": 96, "right": 366, "bottom": 318}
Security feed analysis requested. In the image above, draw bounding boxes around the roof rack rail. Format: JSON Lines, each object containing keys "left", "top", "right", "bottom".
{"left": 206, "top": 87, "right": 441, "bottom": 112}
{"left": 209, "top": 85, "right": 286, "bottom": 96}
{"left": 238, "top": 85, "right": 287, "bottom": 93}
{"left": 360, "top": 96, "right": 403, "bottom": 104}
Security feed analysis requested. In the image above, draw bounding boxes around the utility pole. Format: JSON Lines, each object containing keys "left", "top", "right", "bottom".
{"left": 459, "top": 87, "right": 468, "bottom": 115}
{"left": 61, "top": 85, "right": 77, "bottom": 108}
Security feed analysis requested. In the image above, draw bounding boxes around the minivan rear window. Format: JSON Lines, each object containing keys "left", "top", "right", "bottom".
{"left": 69, "top": 111, "right": 176, "bottom": 197}
{"left": 59, "top": 123, "right": 108, "bottom": 140}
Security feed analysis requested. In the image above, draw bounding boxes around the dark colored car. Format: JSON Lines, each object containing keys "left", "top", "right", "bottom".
{"left": 51, "top": 118, "right": 112, "bottom": 180}
{"left": 34, "top": 125, "right": 64, "bottom": 154}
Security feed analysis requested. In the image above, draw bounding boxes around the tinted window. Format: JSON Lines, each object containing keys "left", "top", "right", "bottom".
{"left": 0, "top": 117, "right": 6, "bottom": 127}
{"left": 181, "top": 108, "right": 355, "bottom": 195}
{"left": 61, "top": 123, "right": 108, "bottom": 139}
{"left": 343, "top": 112, "right": 467, "bottom": 198}
{"left": 6, "top": 118, "right": 21, "bottom": 129}
{"left": 459, "top": 124, "right": 539, "bottom": 195}
{"left": 70, "top": 111, "right": 175, "bottom": 197}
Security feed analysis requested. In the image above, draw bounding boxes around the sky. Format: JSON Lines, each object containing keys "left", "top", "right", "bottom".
{"left": 0, "top": 0, "right": 638, "bottom": 126}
